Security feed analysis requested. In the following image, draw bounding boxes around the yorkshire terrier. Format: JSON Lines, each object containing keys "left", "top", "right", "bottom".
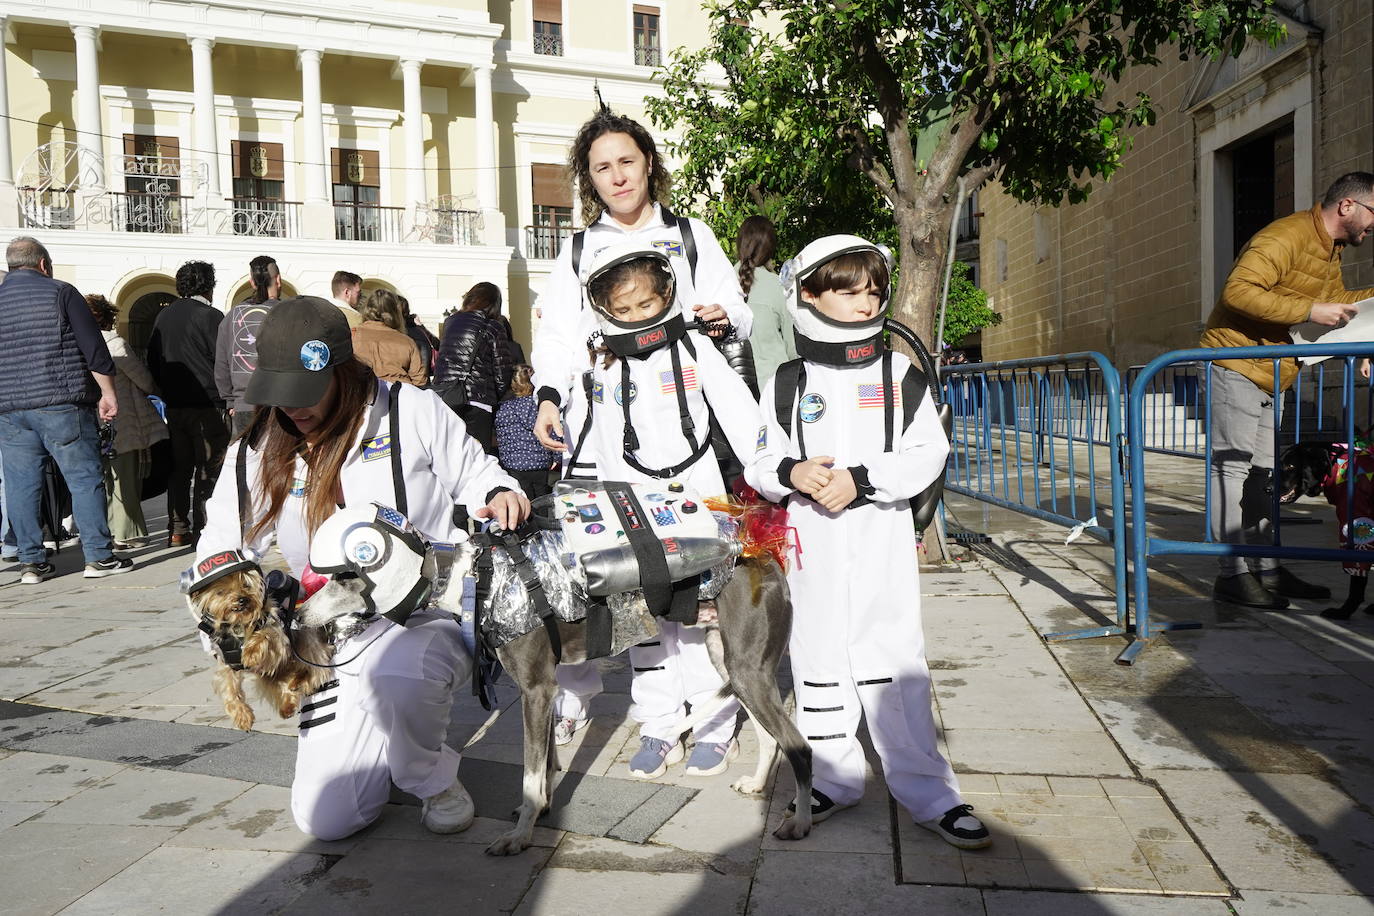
{"left": 185, "top": 561, "right": 333, "bottom": 731}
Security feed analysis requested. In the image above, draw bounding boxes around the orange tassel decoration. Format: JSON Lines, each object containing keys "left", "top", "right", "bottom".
{"left": 705, "top": 482, "right": 799, "bottom": 572}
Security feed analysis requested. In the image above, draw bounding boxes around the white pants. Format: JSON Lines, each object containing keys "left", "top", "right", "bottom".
{"left": 788, "top": 502, "right": 962, "bottom": 823}
{"left": 291, "top": 609, "right": 472, "bottom": 841}
{"left": 555, "top": 620, "right": 739, "bottom": 745}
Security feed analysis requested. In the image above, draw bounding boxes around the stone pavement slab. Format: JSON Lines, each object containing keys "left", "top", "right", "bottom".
{"left": 28, "top": 764, "right": 252, "bottom": 827}
{"left": 0, "top": 822, "right": 178, "bottom": 916}
{"left": 751, "top": 849, "right": 983, "bottom": 915}
{"left": 1230, "top": 890, "right": 1374, "bottom": 914}
{"left": 516, "top": 864, "right": 751, "bottom": 916}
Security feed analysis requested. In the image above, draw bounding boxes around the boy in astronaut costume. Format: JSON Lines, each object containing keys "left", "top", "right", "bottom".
{"left": 745, "top": 236, "right": 992, "bottom": 849}
{"left": 555, "top": 240, "right": 764, "bottom": 779}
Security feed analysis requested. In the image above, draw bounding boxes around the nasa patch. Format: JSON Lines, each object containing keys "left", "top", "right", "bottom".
{"left": 799, "top": 392, "right": 826, "bottom": 424}
{"left": 300, "top": 340, "right": 331, "bottom": 371}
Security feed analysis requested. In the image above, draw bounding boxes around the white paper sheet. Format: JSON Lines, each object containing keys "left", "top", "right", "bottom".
{"left": 1289, "top": 295, "right": 1374, "bottom": 364}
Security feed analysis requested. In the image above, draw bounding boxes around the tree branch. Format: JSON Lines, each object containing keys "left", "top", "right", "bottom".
{"left": 842, "top": 127, "right": 899, "bottom": 206}
{"left": 955, "top": 0, "right": 998, "bottom": 86}
{"left": 851, "top": 27, "right": 921, "bottom": 204}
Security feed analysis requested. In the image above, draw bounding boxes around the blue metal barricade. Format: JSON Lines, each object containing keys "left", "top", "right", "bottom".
{"left": 942, "top": 353, "right": 1131, "bottom": 646}
{"left": 1127, "top": 342, "right": 1374, "bottom": 664}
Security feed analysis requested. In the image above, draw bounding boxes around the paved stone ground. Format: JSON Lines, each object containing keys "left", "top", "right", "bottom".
{"left": 1, "top": 485, "right": 1373, "bottom": 914}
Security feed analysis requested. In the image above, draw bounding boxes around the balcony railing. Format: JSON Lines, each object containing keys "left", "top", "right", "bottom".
{"left": 229, "top": 198, "right": 303, "bottom": 238}
{"left": 533, "top": 29, "right": 564, "bottom": 56}
{"left": 634, "top": 45, "right": 662, "bottom": 67}
{"left": 110, "top": 191, "right": 188, "bottom": 234}
{"left": 334, "top": 201, "right": 405, "bottom": 243}
{"left": 525, "top": 223, "right": 578, "bottom": 260}
{"left": 430, "top": 207, "right": 481, "bottom": 245}
{"left": 956, "top": 211, "right": 980, "bottom": 242}
{"left": 18, "top": 187, "right": 78, "bottom": 229}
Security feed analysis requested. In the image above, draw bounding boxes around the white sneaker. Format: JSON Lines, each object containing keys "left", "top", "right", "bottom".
{"left": 421, "top": 778, "right": 475, "bottom": 834}
{"left": 553, "top": 715, "right": 589, "bottom": 747}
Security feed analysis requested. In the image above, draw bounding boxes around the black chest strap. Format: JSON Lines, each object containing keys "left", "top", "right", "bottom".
{"left": 388, "top": 382, "right": 408, "bottom": 517}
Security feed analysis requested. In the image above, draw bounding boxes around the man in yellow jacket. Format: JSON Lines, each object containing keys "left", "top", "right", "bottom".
{"left": 1201, "top": 172, "right": 1374, "bottom": 608}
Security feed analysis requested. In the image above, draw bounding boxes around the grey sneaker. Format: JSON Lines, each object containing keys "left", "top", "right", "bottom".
{"left": 20, "top": 562, "right": 55, "bottom": 584}
{"left": 628, "top": 736, "right": 684, "bottom": 779}
{"left": 84, "top": 556, "right": 134, "bottom": 578}
{"left": 684, "top": 739, "right": 739, "bottom": 776}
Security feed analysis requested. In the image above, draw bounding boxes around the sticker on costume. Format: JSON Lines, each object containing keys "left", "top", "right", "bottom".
{"left": 756, "top": 426, "right": 767, "bottom": 451}
{"left": 857, "top": 383, "right": 900, "bottom": 409}
{"left": 651, "top": 239, "right": 684, "bottom": 257}
{"left": 659, "top": 366, "right": 698, "bottom": 394}
{"left": 663, "top": 537, "right": 681, "bottom": 554}
{"left": 300, "top": 340, "right": 330, "bottom": 371}
{"left": 651, "top": 506, "right": 678, "bottom": 526}
{"left": 614, "top": 380, "right": 638, "bottom": 406}
{"left": 361, "top": 435, "right": 392, "bottom": 462}
{"left": 592, "top": 380, "right": 605, "bottom": 404}
{"left": 578, "top": 504, "right": 604, "bottom": 522}
{"left": 1352, "top": 517, "right": 1374, "bottom": 546}
{"left": 799, "top": 392, "right": 826, "bottom": 423}
{"left": 585, "top": 523, "right": 606, "bottom": 534}
{"left": 644, "top": 492, "right": 666, "bottom": 502}
{"left": 288, "top": 478, "right": 306, "bottom": 498}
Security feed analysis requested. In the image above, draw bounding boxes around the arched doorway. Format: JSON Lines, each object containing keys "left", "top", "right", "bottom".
{"left": 126, "top": 291, "right": 176, "bottom": 362}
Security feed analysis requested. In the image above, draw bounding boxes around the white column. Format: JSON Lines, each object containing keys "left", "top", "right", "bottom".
{"left": 188, "top": 35, "right": 220, "bottom": 197}
{"left": 0, "top": 18, "right": 13, "bottom": 189}
{"left": 299, "top": 47, "right": 327, "bottom": 204}
{"left": 472, "top": 63, "right": 497, "bottom": 212}
{"left": 71, "top": 24, "right": 104, "bottom": 189}
{"left": 400, "top": 58, "right": 426, "bottom": 209}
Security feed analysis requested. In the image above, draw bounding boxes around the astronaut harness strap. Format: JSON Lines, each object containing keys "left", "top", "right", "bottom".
{"left": 564, "top": 371, "right": 598, "bottom": 477}
{"left": 388, "top": 382, "right": 408, "bottom": 516}
{"left": 601, "top": 480, "right": 676, "bottom": 617}
{"left": 618, "top": 336, "right": 715, "bottom": 479}
{"left": 471, "top": 528, "right": 563, "bottom": 663}
{"left": 570, "top": 205, "right": 698, "bottom": 285}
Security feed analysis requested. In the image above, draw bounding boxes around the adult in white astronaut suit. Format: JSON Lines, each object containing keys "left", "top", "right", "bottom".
{"left": 529, "top": 107, "right": 754, "bottom": 750}
{"left": 196, "top": 296, "right": 529, "bottom": 841}
{"left": 562, "top": 241, "right": 762, "bottom": 778}
{"left": 746, "top": 237, "right": 991, "bottom": 849}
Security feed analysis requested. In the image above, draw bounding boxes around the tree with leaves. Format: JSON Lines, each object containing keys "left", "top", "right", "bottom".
{"left": 647, "top": 0, "right": 1283, "bottom": 346}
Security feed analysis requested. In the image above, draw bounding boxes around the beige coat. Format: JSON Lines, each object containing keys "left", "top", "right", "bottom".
{"left": 352, "top": 321, "right": 429, "bottom": 386}
{"left": 1200, "top": 204, "right": 1374, "bottom": 393}
{"left": 102, "top": 329, "right": 169, "bottom": 453}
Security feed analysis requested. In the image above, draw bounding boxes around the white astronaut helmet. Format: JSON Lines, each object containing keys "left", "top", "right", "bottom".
{"left": 583, "top": 240, "right": 686, "bottom": 358}
{"left": 308, "top": 504, "right": 435, "bottom": 624}
{"left": 781, "top": 234, "right": 892, "bottom": 366}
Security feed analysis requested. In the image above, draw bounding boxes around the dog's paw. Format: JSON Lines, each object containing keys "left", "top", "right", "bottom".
{"left": 485, "top": 832, "right": 532, "bottom": 856}
{"left": 278, "top": 697, "right": 300, "bottom": 718}
{"left": 229, "top": 705, "right": 256, "bottom": 732}
{"left": 772, "top": 815, "right": 813, "bottom": 841}
{"left": 731, "top": 775, "right": 767, "bottom": 796}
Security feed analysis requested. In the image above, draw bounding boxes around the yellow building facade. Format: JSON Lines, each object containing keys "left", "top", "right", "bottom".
{"left": 0, "top": 0, "right": 714, "bottom": 351}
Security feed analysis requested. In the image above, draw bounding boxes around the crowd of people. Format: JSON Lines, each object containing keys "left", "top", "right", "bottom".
{"left": 0, "top": 107, "right": 989, "bottom": 854}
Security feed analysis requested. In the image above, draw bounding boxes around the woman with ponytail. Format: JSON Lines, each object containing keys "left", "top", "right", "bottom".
{"left": 215, "top": 255, "right": 281, "bottom": 437}
{"left": 735, "top": 216, "right": 794, "bottom": 383}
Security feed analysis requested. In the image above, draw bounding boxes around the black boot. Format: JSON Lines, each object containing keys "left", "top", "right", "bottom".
{"left": 1214, "top": 573, "right": 1289, "bottom": 609}
{"left": 1262, "top": 567, "right": 1332, "bottom": 601}
{"left": 1322, "top": 575, "right": 1364, "bottom": 620}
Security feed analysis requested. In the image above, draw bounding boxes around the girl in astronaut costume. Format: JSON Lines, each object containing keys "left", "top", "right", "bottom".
{"left": 196, "top": 296, "right": 528, "bottom": 841}
{"left": 554, "top": 241, "right": 763, "bottom": 779}
{"left": 745, "top": 237, "right": 991, "bottom": 849}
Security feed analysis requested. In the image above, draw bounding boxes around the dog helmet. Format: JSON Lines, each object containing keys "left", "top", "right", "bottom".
{"left": 309, "top": 504, "right": 435, "bottom": 625}
{"left": 180, "top": 548, "right": 262, "bottom": 596}
{"left": 583, "top": 241, "right": 686, "bottom": 358}
{"left": 781, "top": 234, "right": 891, "bottom": 367}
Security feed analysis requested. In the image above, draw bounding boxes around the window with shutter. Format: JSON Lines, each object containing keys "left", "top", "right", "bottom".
{"left": 121, "top": 134, "right": 183, "bottom": 233}
{"left": 633, "top": 5, "right": 661, "bottom": 67}
{"left": 533, "top": 0, "right": 563, "bottom": 55}
{"left": 530, "top": 163, "right": 574, "bottom": 259}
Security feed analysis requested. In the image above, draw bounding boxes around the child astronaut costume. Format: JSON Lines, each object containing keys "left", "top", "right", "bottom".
{"left": 554, "top": 241, "right": 764, "bottom": 777}
{"left": 745, "top": 236, "right": 990, "bottom": 848}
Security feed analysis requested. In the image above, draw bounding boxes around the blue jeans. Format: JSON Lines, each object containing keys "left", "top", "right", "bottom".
{"left": 0, "top": 404, "right": 114, "bottom": 564}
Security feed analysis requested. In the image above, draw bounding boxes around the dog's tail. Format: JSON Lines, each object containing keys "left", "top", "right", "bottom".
{"left": 669, "top": 683, "right": 737, "bottom": 736}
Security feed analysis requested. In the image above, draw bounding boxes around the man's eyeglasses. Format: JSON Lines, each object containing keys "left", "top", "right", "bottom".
{"left": 1349, "top": 199, "right": 1374, "bottom": 217}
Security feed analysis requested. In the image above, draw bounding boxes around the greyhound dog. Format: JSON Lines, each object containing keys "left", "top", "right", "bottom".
{"left": 303, "top": 528, "right": 815, "bottom": 856}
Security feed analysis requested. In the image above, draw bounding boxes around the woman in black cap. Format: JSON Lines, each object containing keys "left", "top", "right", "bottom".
{"left": 196, "top": 295, "right": 529, "bottom": 841}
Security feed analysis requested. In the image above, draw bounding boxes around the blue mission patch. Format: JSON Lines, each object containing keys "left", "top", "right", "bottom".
{"left": 361, "top": 435, "right": 392, "bottom": 462}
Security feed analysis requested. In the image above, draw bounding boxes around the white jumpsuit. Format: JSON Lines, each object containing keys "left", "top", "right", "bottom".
{"left": 197, "top": 380, "right": 519, "bottom": 840}
{"left": 532, "top": 204, "right": 756, "bottom": 728}
{"left": 555, "top": 332, "right": 762, "bottom": 744}
{"left": 745, "top": 354, "right": 963, "bottom": 822}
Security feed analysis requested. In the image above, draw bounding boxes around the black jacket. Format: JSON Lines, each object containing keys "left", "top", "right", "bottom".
{"left": 148, "top": 296, "right": 224, "bottom": 408}
{"left": 405, "top": 317, "right": 439, "bottom": 375}
{"left": 433, "top": 311, "right": 513, "bottom": 407}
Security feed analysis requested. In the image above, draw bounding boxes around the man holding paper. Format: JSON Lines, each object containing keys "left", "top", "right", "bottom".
{"left": 1200, "top": 172, "right": 1374, "bottom": 609}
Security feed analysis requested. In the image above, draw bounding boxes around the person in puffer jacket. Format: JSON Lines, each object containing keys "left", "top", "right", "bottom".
{"left": 432, "top": 282, "right": 513, "bottom": 454}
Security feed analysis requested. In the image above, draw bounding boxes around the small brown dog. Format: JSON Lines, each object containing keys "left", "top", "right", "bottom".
{"left": 184, "top": 551, "right": 333, "bottom": 731}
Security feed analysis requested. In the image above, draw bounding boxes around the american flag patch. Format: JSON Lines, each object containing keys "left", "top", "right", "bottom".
{"left": 857, "top": 383, "right": 899, "bottom": 409}
{"left": 660, "top": 366, "right": 698, "bottom": 394}
{"left": 376, "top": 505, "right": 409, "bottom": 529}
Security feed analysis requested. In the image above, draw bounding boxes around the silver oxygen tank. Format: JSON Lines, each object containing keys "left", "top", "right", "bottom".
{"left": 580, "top": 537, "right": 741, "bottom": 596}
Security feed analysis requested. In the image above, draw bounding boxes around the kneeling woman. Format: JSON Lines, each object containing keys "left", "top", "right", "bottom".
{"left": 196, "top": 296, "right": 529, "bottom": 841}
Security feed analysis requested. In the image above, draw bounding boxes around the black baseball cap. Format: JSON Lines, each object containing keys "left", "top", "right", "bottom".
{"left": 245, "top": 296, "right": 354, "bottom": 408}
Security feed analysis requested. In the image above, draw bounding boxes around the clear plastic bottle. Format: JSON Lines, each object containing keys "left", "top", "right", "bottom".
{"left": 580, "top": 537, "right": 742, "bottom": 596}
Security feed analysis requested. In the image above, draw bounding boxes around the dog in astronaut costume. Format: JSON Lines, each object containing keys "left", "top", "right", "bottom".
{"left": 744, "top": 235, "right": 991, "bottom": 849}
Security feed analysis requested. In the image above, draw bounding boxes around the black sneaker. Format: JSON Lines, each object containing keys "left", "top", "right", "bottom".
{"left": 1262, "top": 567, "right": 1331, "bottom": 601}
{"left": 20, "top": 562, "right": 55, "bottom": 584}
{"left": 918, "top": 803, "right": 992, "bottom": 850}
{"left": 784, "top": 787, "right": 854, "bottom": 824}
{"left": 1213, "top": 573, "right": 1288, "bottom": 610}
{"left": 84, "top": 556, "right": 134, "bottom": 578}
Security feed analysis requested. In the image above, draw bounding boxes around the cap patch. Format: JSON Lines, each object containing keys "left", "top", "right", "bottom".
{"left": 300, "top": 340, "right": 331, "bottom": 371}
